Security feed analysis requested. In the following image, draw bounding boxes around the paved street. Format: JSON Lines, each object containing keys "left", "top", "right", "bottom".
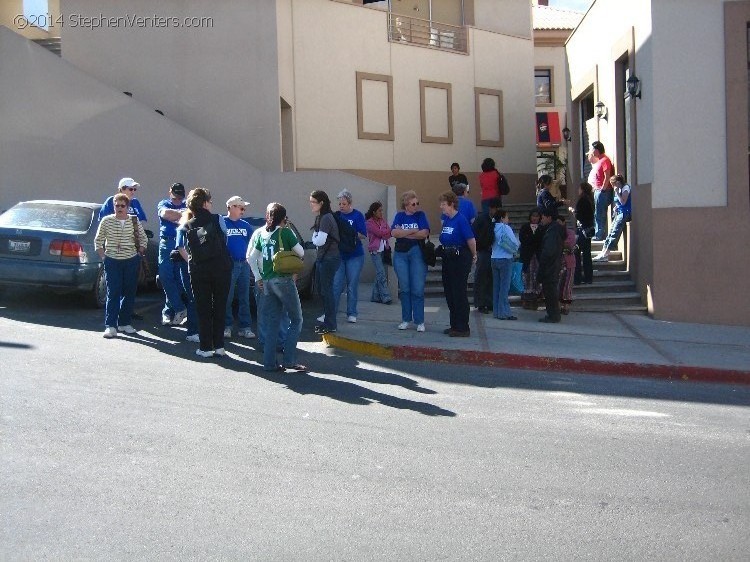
{"left": 1, "top": 288, "right": 749, "bottom": 560}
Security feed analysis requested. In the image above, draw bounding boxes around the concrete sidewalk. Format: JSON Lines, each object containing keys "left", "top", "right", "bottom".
{"left": 321, "top": 284, "right": 750, "bottom": 385}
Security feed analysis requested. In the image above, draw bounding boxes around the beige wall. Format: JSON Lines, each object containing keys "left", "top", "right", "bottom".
{"left": 289, "top": 0, "right": 536, "bottom": 184}
{"left": 61, "top": 0, "right": 283, "bottom": 172}
{"left": 471, "top": 0, "right": 532, "bottom": 38}
{"left": 0, "top": 26, "right": 264, "bottom": 219}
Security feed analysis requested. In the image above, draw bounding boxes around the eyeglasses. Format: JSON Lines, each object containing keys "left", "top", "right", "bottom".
{"left": 124, "top": 187, "right": 137, "bottom": 192}
{"left": 114, "top": 204, "right": 127, "bottom": 208}
{"left": 410, "top": 201, "right": 420, "bottom": 206}
{"left": 233, "top": 206, "right": 246, "bottom": 211}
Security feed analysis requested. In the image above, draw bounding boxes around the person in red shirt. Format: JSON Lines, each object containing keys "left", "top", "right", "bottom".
{"left": 479, "top": 157, "right": 502, "bottom": 214}
{"left": 590, "top": 141, "right": 614, "bottom": 240}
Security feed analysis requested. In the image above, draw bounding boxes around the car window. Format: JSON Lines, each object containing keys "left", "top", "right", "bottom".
{"left": 0, "top": 203, "right": 94, "bottom": 232}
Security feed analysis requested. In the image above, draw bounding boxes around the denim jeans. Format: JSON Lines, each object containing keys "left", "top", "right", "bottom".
{"left": 333, "top": 253, "right": 365, "bottom": 317}
{"left": 158, "top": 237, "right": 186, "bottom": 317}
{"left": 491, "top": 257, "right": 513, "bottom": 319}
{"left": 603, "top": 212, "right": 626, "bottom": 253}
{"left": 393, "top": 245, "right": 427, "bottom": 325}
{"left": 370, "top": 252, "right": 392, "bottom": 303}
{"left": 262, "top": 276, "right": 303, "bottom": 370}
{"left": 177, "top": 261, "right": 199, "bottom": 336}
{"left": 316, "top": 254, "right": 341, "bottom": 329}
{"left": 255, "top": 284, "right": 290, "bottom": 346}
{"left": 225, "top": 261, "right": 253, "bottom": 329}
{"left": 103, "top": 255, "right": 140, "bottom": 328}
{"left": 593, "top": 188, "right": 614, "bottom": 240}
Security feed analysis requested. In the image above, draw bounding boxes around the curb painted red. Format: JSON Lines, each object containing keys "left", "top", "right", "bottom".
{"left": 390, "top": 345, "right": 750, "bottom": 385}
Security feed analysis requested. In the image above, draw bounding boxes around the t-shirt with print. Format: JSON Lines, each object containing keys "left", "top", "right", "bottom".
{"left": 157, "top": 198, "right": 186, "bottom": 238}
{"left": 439, "top": 212, "right": 474, "bottom": 247}
{"left": 391, "top": 211, "right": 430, "bottom": 251}
{"left": 99, "top": 195, "right": 147, "bottom": 222}
{"left": 253, "top": 226, "right": 299, "bottom": 280}
{"left": 224, "top": 217, "right": 252, "bottom": 260}
{"left": 338, "top": 208, "right": 367, "bottom": 260}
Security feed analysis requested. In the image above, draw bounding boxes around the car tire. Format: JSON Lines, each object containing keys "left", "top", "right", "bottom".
{"left": 89, "top": 265, "right": 106, "bottom": 309}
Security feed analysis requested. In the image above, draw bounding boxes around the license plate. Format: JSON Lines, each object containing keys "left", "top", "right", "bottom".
{"left": 8, "top": 240, "right": 31, "bottom": 253}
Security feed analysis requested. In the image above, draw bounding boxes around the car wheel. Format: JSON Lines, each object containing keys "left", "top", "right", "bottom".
{"left": 88, "top": 265, "right": 106, "bottom": 308}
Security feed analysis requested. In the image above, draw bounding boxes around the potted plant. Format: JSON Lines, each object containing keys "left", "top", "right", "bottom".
{"left": 536, "top": 152, "right": 568, "bottom": 199}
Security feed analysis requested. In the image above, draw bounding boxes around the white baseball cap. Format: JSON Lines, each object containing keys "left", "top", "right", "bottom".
{"left": 118, "top": 177, "right": 140, "bottom": 190}
{"left": 226, "top": 196, "right": 250, "bottom": 208}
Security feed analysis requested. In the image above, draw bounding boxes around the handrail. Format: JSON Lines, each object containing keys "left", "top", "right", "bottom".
{"left": 388, "top": 13, "right": 467, "bottom": 54}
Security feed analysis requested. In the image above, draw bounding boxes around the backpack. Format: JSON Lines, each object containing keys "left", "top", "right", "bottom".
{"left": 497, "top": 173, "right": 511, "bottom": 196}
{"left": 472, "top": 213, "right": 495, "bottom": 251}
{"left": 334, "top": 211, "right": 358, "bottom": 254}
{"left": 186, "top": 215, "right": 225, "bottom": 263}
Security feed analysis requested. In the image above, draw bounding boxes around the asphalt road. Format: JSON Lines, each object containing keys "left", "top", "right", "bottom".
{"left": 1, "top": 287, "right": 749, "bottom": 560}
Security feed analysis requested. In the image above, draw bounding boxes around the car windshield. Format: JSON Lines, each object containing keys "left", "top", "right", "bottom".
{"left": 0, "top": 203, "right": 94, "bottom": 232}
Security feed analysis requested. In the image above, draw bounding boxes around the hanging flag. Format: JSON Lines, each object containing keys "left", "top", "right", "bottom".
{"left": 536, "top": 112, "right": 561, "bottom": 146}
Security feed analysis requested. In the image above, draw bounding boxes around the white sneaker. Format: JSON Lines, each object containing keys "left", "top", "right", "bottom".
{"left": 237, "top": 329, "right": 256, "bottom": 339}
{"left": 593, "top": 253, "right": 609, "bottom": 262}
{"left": 416, "top": 323, "right": 425, "bottom": 332}
{"left": 214, "top": 347, "right": 226, "bottom": 357}
{"left": 161, "top": 314, "right": 172, "bottom": 326}
{"left": 172, "top": 309, "right": 188, "bottom": 325}
{"left": 118, "top": 325, "right": 136, "bottom": 334}
{"left": 398, "top": 322, "right": 410, "bottom": 330}
{"left": 103, "top": 327, "right": 117, "bottom": 339}
{"left": 223, "top": 327, "right": 232, "bottom": 338}
{"left": 347, "top": 315, "right": 357, "bottom": 323}
{"left": 316, "top": 314, "right": 325, "bottom": 323}
{"left": 186, "top": 334, "right": 200, "bottom": 342}
{"left": 195, "top": 349, "right": 214, "bottom": 358}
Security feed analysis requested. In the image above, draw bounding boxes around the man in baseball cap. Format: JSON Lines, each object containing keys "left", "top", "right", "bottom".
{"left": 223, "top": 195, "right": 255, "bottom": 339}
{"left": 98, "top": 177, "right": 147, "bottom": 222}
{"left": 156, "top": 182, "right": 189, "bottom": 327}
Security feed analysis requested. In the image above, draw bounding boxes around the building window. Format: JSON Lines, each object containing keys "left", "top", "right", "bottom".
{"left": 535, "top": 68, "right": 553, "bottom": 106}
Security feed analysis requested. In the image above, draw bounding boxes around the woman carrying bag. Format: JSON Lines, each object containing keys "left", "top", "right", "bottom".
{"left": 248, "top": 202, "right": 306, "bottom": 373}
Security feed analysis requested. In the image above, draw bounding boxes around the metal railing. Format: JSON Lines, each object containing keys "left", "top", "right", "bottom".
{"left": 388, "top": 13, "right": 467, "bottom": 54}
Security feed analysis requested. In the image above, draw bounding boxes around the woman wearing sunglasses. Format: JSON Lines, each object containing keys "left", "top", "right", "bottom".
{"left": 94, "top": 193, "right": 148, "bottom": 338}
{"left": 391, "top": 190, "right": 430, "bottom": 332}
{"left": 98, "top": 177, "right": 147, "bottom": 222}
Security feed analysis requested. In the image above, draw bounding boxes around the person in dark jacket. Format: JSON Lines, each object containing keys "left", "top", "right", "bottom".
{"left": 448, "top": 162, "right": 469, "bottom": 190}
{"left": 181, "top": 187, "right": 232, "bottom": 357}
{"left": 471, "top": 197, "right": 502, "bottom": 313}
{"left": 518, "top": 209, "right": 543, "bottom": 309}
{"left": 536, "top": 174, "right": 566, "bottom": 215}
{"left": 571, "top": 182, "right": 595, "bottom": 284}
{"left": 537, "top": 208, "right": 565, "bottom": 323}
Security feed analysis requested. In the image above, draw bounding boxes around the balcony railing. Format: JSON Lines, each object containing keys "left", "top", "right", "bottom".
{"left": 388, "top": 13, "right": 467, "bottom": 54}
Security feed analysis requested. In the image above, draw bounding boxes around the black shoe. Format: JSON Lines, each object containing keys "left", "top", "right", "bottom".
{"left": 443, "top": 328, "right": 452, "bottom": 334}
{"left": 314, "top": 325, "right": 336, "bottom": 335}
{"left": 131, "top": 312, "right": 144, "bottom": 320}
{"left": 449, "top": 329, "right": 471, "bottom": 337}
{"left": 538, "top": 316, "right": 561, "bottom": 323}
{"left": 504, "top": 316, "right": 517, "bottom": 321}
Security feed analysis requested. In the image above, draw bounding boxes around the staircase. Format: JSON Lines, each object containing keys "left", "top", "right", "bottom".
{"left": 32, "top": 38, "right": 61, "bottom": 56}
{"left": 424, "top": 203, "right": 647, "bottom": 315}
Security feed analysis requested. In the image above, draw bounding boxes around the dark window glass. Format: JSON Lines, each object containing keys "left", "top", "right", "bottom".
{"left": 535, "top": 69, "right": 552, "bottom": 105}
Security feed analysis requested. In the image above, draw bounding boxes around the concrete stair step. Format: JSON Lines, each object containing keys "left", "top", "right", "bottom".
{"left": 573, "top": 280, "right": 636, "bottom": 293}
{"left": 573, "top": 303, "right": 648, "bottom": 314}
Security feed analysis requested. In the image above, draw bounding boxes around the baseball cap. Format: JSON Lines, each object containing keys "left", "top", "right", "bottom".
{"left": 226, "top": 195, "right": 250, "bottom": 208}
{"left": 170, "top": 182, "right": 186, "bottom": 197}
{"left": 118, "top": 177, "right": 140, "bottom": 190}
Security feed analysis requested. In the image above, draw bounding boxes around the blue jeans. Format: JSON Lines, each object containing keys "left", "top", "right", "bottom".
{"left": 333, "top": 253, "right": 365, "bottom": 317}
{"left": 225, "top": 261, "right": 252, "bottom": 329}
{"left": 255, "top": 284, "right": 290, "bottom": 346}
{"left": 603, "top": 212, "right": 626, "bottom": 253}
{"left": 262, "top": 276, "right": 303, "bottom": 370}
{"left": 370, "top": 252, "right": 392, "bottom": 303}
{"left": 158, "top": 237, "right": 186, "bottom": 317}
{"left": 393, "top": 245, "right": 427, "bottom": 325}
{"left": 594, "top": 189, "right": 614, "bottom": 240}
{"left": 491, "top": 257, "right": 513, "bottom": 319}
{"left": 177, "top": 261, "right": 199, "bottom": 336}
{"left": 103, "top": 255, "right": 140, "bottom": 328}
{"left": 316, "top": 254, "right": 341, "bottom": 329}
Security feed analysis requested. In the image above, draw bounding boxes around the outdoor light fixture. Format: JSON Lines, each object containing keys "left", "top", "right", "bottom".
{"left": 562, "top": 127, "right": 571, "bottom": 142}
{"left": 595, "top": 101, "right": 608, "bottom": 121}
{"left": 626, "top": 75, "right": 642, "bottom": 99}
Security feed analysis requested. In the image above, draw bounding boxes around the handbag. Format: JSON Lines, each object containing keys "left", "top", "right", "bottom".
{"left": 498, "top": 229, "right": 520, "bottom": 255}
{"left": 130, "top": 216, "right": 150, "bottom": 285}
{"left": 272, "top": 227, "right": 304, "bottom": 274}
{"left": 510, "top": 261, "right": 524, "bottom": 295}
{"left": 420, "top": 238, "right": 437, "bottom": 267}
{"left": 382, "top": 245, "right": 392, "bottom": 266}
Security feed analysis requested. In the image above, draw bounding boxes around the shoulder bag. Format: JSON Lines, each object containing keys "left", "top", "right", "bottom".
{"left": 272, "top": 227, "right": 304, "bottom": 274}
{"left": 131, "top": 216, "right": 150, "bottom": 285}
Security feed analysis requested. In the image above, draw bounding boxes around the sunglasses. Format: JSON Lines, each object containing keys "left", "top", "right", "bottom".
{"left": 410, "top": 201, "right": 420, "bottom": 206}
{"left": 114, "top": 204, "right": 127, "bottom": 208}
{"left": 233, "top": 205, "right": 246, "bottom": 211}
{"left": 124, "top": 187, "right": 137, "bottom": 192}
